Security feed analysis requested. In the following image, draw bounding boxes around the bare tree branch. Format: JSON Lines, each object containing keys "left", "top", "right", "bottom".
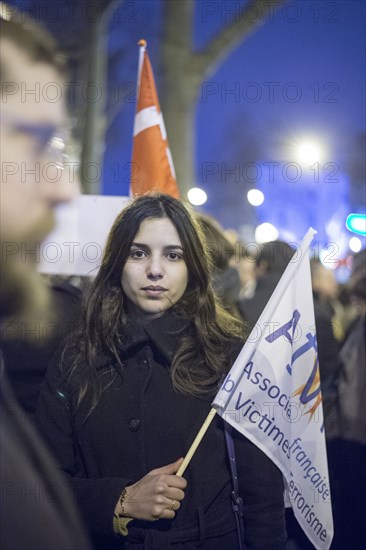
{"left": 193, "top": 0, "right": 285, "bottom": 80}
{"left": 160, "top": 0, "right": 285, "bottom": 195}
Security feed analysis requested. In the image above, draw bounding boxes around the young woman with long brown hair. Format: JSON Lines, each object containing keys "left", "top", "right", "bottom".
{"left": 37, "top": 193, "right": 286, "bottom": 549}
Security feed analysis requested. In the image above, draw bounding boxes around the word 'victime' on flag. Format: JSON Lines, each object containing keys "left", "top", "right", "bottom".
{"left": 213, "top": 228, "right": 334, "bottom": 550}
{"left": 131, "top": 39, "right": 179, "bottom": 199}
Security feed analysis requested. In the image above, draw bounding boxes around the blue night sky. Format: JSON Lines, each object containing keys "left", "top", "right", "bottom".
{"left": 195, "top": 0, "right": 365, "bottom": 163}
{"left": 8, "top": 0, "right": 366, "bottom": 254}
{"left": 102, "top": 0, "right": 365, "bottom": 254}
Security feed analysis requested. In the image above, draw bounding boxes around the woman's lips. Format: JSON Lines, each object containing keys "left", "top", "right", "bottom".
{"left": 142, "top": 286, "right": 168, "bottom": 297}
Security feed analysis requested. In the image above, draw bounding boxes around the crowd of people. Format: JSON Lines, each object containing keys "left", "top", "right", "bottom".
{"left": 0, "top": 5, "right": 365, "bottom": 550}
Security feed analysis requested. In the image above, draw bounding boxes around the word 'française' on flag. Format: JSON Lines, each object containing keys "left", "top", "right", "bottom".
{"left": 213, "top": 228, "right": 334, "bottom": 550}
{"left": 131, "top": 39, "right": 179, "bottom": 199}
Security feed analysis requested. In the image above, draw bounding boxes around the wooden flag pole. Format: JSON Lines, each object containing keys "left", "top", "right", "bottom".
{"left": 176, "top": 407, "right": 217, "bottom": 477}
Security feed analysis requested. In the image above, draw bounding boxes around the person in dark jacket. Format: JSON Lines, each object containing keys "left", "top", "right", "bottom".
{"left": 197, "top": 214, "right": 242, "bottom": 317}
{"left": 237, "top": 241, "right": 295, "bottom": 326}
{"left": 37, "top": 193, "right": 286, "bottom": 550}
{"left": 0, "top": 5, "right": 90, "bottom": 549}
{"left": 238, "top": 241, "right": 342, "bottom": 426}
{"left": 1, "top": 277, "right": 82, "bottom": 418}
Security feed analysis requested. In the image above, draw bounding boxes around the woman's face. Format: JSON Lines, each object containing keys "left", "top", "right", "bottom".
{"left": 121, "top": 217, "right": 188, "bottom": 320}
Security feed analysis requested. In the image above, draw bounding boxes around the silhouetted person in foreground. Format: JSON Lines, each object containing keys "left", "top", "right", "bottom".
{"left": 0, "top": 6, "right": 91, "bottom": 549}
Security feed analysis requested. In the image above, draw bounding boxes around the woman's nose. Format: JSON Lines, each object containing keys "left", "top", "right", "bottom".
{"left": 147, "top": 255, "right": 164, "bottom": 279}
{"left": 40, "top": 159, "right": 80, "bottom": 207}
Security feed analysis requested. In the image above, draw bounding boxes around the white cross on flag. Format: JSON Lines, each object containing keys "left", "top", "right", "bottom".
{"left": 213, "top": 228, "right": 334, "bottom": 549}
{"left": 131, "top": 40, "right": 179, "bottom": 198}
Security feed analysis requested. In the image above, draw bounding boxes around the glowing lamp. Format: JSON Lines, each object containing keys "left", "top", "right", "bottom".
{"left": 346, "top": 214, "right": 366, "bottom": 236}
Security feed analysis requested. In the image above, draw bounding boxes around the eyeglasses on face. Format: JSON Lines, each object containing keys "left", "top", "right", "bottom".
{"left": 1, "top": 112, "right": 69, "bottom": 166}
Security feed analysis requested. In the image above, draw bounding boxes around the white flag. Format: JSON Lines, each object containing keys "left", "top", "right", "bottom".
{"left": 213, "top": 228, "right": 334, "bottom": 549}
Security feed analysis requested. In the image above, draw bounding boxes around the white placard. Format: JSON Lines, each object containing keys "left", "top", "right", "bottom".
{"left": 39, "top": 195, "right": 130, "bottom": 276}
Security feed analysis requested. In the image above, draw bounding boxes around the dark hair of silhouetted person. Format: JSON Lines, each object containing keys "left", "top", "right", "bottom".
{"left": 256, "top": 240, "right": 295, "bottom": 274}
{"left": 197, "top": 214, "right": 235, "bottom": 271}
{"left": 0, "top": 3, "right": 65, "bottom": 84}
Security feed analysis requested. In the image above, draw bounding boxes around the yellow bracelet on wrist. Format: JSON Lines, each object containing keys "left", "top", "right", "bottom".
{"left": 113, "top": 488, "right": 133, "bottom": 536}
{"left": 118, "top": 487, "right": 128, "bottom": 516}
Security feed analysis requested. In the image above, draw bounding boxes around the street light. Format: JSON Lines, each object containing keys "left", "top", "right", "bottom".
{"left": 349, "top": 237, "right": 362, "bottom": 253}
{"left": 247, "top": 189, "right": 264, "bottom": 206}
{"left": 295, "top": 140, "right": 324, "bottom": 165}
{"left": 255, "top": 223, "right": 279, "bottom": 243}
{"left": 187, "top": 187, "right": 207, "bottom": 206}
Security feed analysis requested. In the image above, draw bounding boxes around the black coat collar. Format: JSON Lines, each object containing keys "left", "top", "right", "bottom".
{"left": 120, "top": 311, "right": 191, "bottom": 362}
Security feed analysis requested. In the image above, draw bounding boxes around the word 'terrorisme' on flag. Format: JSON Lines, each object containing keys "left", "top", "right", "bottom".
{"left": 213, "top": 228, "right": 334, "bottom": 550}
{"left": 130, "top": 39, "right": 180, "bottom": 199}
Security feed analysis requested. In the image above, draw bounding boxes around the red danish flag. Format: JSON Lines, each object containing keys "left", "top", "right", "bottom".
{"left": 131, "top": 40, "right": 179, "bottom": 198}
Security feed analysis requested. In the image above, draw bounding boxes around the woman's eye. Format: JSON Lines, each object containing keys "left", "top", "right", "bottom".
{"left": 167, "top": 252, "right": 182, "bottom": 261}
{"left": 129, "top": 249, "right": 146, "bottom": 259}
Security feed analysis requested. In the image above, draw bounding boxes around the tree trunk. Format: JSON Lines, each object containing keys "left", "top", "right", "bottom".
{"left": 161, "top": 0, "right": 198, "bottom": 197}
{"left": 80, "top": 3, "right": 113, "bottom": 194}
{"left": 161, "top": 0, "right": 285, "bottom": 198}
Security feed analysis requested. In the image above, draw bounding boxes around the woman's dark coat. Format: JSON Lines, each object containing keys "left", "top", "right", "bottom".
{"left": 36, "top": 313, "right": 286, "bottom": 550}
